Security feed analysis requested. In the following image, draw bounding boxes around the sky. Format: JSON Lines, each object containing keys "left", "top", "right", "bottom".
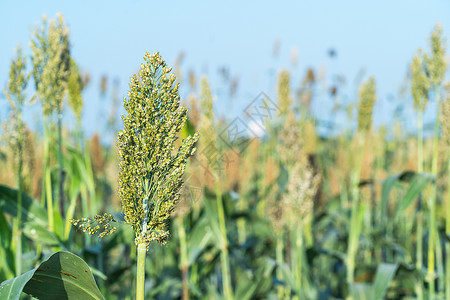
{"left": 0, "top": 0, "right": 449, "bottom": 140}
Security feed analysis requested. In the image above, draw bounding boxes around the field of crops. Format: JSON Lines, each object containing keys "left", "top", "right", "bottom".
{"left": 0, "top": 13, "right": 449, "bottom": 300}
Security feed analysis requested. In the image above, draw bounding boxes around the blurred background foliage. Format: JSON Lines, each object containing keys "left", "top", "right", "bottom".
{"left": 0, "top": 10, "right": 450, "bottom": 300}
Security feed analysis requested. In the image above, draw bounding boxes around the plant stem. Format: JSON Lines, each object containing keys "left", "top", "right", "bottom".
{"left": 276, "top": 233, "right": 285, "bottom": 299}
{"left": 415, "top": 111, "right": 424, "bottom": 300}
{"left": 294, "top": 222, "right": 303, "bottom": 297}
{"left": 57, "top": 111, "right": 65, "bottom": 218}
{"left": 12, "top": 104, "right": 24, "bottom": 276}
{"left": 427, "top": 86, "right": 441, "bottom": 300}
{"left": 215, "top": 179, "right": 233, "bottom": 300}
{"left": 446, "top": 158, "right": 450, "bottom": 300}
{"left": 43, "top": 118, "right": 54, "bottom": 232}
{"left": 136, "top": 242, "right": 146, "bottom": 300}
{"left": 346, "top": 133, "right": 365, "bottom": 286}
{"left": 177, "top": 217, "right": 189, "bottom": 300}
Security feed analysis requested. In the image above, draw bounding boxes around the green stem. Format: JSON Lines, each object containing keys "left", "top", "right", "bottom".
{"left": 427, "top": 86, "right": 440, "bottom": 300}
{"left": 64, "top": 193, "right": 78, "bottom": 241}
{"left": 215, "top": 179, "right": 233, "bottom": 300}
{"left": 415, "top": 111, "right": 424, "bottom": 300}
{"left": 237, "top": 193, "right": 248, "bottom": 245}
{"left": 57, "top": 111, "right": 65, "bottom": 218}
{"left": 446, "top": 158, "right": 450, "bottom": 300}
{"left": 177, "top": 217, "right": 189, "bottom": 300}
{"left": 294, "top": 223, "right": 303, "bottom": 297}
{"left": 12, "top": 105, "right": 24, "bottom": 276}
{"left": 276, "top": 233, "right": 285, "bottom": 299}
{"left": 346, "top": 132, "right": 365, "bottom": 286}
{"left": 43, "top": 119, "right": 54, "bottom": 232}
{"left": 136, "top": 242, "right": 146, "bottom": 300}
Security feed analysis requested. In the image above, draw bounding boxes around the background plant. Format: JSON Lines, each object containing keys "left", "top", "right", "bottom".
{"left": 1, "top": 15, "right": 450, "bottom": 300}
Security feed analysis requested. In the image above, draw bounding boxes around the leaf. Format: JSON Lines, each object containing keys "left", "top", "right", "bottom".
{"left": 23, "top": 223, "right": 62, "bottom": 247}
{"left": 372, "top": 263, "right": 398, "bottom": 299}
{"left": 349, "top": 263, "right": 398, "bottom": 300}
{"left": 0, "top": 251, "right": 105, "bottom": 300}
{"left": 0, "top": 268, "right": 35, "bottom": 300}
{"left": 0, "top": 209, "right": 12, "bottom": 249}
{"left": 0, "top": 210, "right": 14, "bottom": 279}
{"left": 277, "top": 263, "right": 300, "bottom": 296}
{"left": 187, "top": 217, "right": 214, "bottom": 265}
{"left": 396, "top": 173, "right": 433, "bottom": 219}
{"left": 350, "top": 283, "right": 371, "bottom": 300}
{"left": 202, "top": 192, "right": 223, "bottom": 247}
{"left": 380, "top": 174, "right": 402, "bottom": 216}
{"left": 0, "top": 185, "right": 48, "bottom": 228}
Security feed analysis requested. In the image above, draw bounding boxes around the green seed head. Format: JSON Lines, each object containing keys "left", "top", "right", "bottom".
{"left": 199, "top": 76, "right": 217, "bottom": 156}
{"left": 31, "top": 13, "right": 71, "bottom": 116}
{"left": 5, "top": 44, "right": 28, "bottom": 107}
{"left": 200, "top": 76, "right": 214, "bottom": 126}
{"left": 411, "top": 50, "right": 430, "bottom": 112}
{"left": 357, "top": 77, "right": 376, "bottom": 133}
{"left": 425, "top": 23, "right": 447, "bottom": 87}
{"left": 118, "top": 52, "right": 199, "bottom": 246}
{"left": 441, "top": 83, "right": 450, "bottom": 153}
{"left": 67, "top": 58, "right": 83, "bottom": 119}
{"left": 277, "top": 70, "right": 292, "bottom": 116}
{"left": 70, "top": 213, "right": 117, "bottom": 237}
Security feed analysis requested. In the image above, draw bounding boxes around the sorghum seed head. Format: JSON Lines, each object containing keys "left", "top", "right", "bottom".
{"left": 357, "top": 77, "right": 376, "bottom": 133}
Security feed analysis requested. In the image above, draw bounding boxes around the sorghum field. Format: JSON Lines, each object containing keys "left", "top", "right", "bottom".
{"left": 0, "top": 12, "right": 450, "bottom": 300}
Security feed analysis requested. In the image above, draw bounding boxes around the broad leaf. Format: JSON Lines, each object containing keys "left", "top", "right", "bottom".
{"left": 396, "top": 173, "right": 433, "bottom": 219}
{"left": 0, "top": 251, "right": 104, "bottom": 300}
{"left": 0, "top": 185, "right": 47, "bottom": 228}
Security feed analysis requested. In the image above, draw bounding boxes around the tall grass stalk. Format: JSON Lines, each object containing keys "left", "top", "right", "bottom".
{"left": 43, "top": 120, "right": 54, "bottom": 231}
{"left": 176, "top": 217, "right": 189, "bottom": 300}
{"left": 427, "top": 86, "right": 441, "bottom": 299}
{"left": 31, "top": 13, "right": 71, "bottom": 232}
{"left": 275, "top": 233, "right": 286, "bottom": 299}
{"left": 346, "top": 77, "right": 376, "bottom": 295}
{"left": 346, "top": 132, "right": 365, "bottom": 285}
{"left": 424, "top": 23, "right": 446, "bottom": 298}
{"left": 447, "top": 154, "right": 450, "bottom": 300}
{"left": 411, "top": 48, "right": 429, "bottom": 300}
{"left": 199, "top": 77, "right": 233, "bottom": 299}
{"left": 215, "top": 180, "right": 233, "bottom": 300}
{"left": 443, "top": 86, "right": 450, "bottom": 300}
{"left": 5, "top": 45, "right": 28, "bottom": 276}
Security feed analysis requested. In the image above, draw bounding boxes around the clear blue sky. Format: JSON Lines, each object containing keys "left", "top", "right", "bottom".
{"left": 1, "top": 0, "right": 449, "bottom": 139}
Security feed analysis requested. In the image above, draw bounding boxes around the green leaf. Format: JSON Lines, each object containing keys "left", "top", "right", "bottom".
{"left": 380, "top": 174, "right": 402, "bottom": 216}
{"left": 0, "top": 210, "right": 14, "bottom": 279}
{"left": 23, "top": 223, "right": 62, "bottom": 247}
{"left": 187, "top": 217, "right": 214, "bottom": 265}
{"left": 0, "top": 267, "right": 35, "bottom": 300}
{"left": 202, "top": 192, "right": 223, "bottom": 247}
{"left": 0, "top": 185, "right": 48, "bottom": 228}
{"left": 372, "top": 263, "right": 398, "bottom": 299}
{"left": 350, "top": 283, "right": 371, "bottom": 300}
{"left": 396, "top": 173, "right": 433, "bottom": 219}
{"left": 0, "top": 251, "right": 104, "bottom": 300}
{"left": 349, "top": 263, "right": 398, "bottom": 300}
{"left": 66, "top": 145, "right": 95, "bottom": 193}
{"left": 0, "top": 209, "right": 12, "bottom": 249}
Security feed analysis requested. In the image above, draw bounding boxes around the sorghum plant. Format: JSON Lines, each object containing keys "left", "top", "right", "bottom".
{"left": 72, "top": 52, "right": 198, "bottom": 300}
{"left": 67, "top": 58, "right": 84, "bottom": 146}
{"left": 424, "top": 23, "right": 446, "bottom": 298}
{"left": 347, "top": 77, "right": 376, "bottom": 293}
{"left": 4, "top": 44, "right": 29, "bottom": 276}
{"left": 410, "top": 48, "right": 429, "bottom": 300}
{"left": 30, "top": 13, "right": 71, "bottom": 227}
{"left": 198, "top": 76, "right": 233, "bottom": 300}
{"left": 441, "top": 85, "right": 450, "bottom": 300}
